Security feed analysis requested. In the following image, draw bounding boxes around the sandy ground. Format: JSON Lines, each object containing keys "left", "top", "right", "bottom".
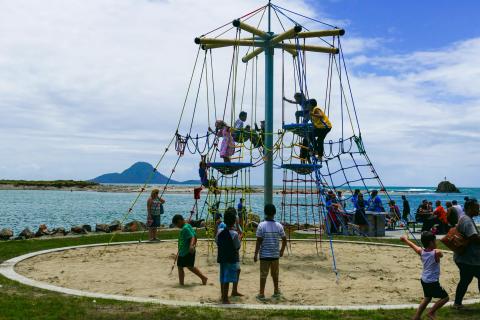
{"left": 15, "top": 241, "right": 477, "bottom": 306}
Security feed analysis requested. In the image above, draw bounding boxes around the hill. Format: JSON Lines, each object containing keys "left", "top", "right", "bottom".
{"left": 91, "top": 162, "right": 199, "bottom": 185}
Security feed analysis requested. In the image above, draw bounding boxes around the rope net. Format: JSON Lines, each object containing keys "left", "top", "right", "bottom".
{"left": 106, "top": 2, "right": 418, "bottom": 280}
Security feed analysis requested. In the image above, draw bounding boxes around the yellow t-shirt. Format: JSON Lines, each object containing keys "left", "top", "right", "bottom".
{"left": 310, "top": 107, "right": 332, "bottom": 129}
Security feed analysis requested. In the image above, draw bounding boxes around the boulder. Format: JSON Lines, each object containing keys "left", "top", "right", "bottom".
{"left": 81, "top": 224, "right": 92, "bottom": 233}
{"left": 13, "top": 236, "right": 26, "bottom": 241}
{"left": 435, "top": 181, "right": 460, "bottom": 193}
{"left": 35, "top": 224, "right": 50, "bottom": 237}
{"left": 123, "top": 220, "right": 147, "bottom": 232}
{"left": 70, "top": 225, "right": 87, "bottom": 234}
{"left": 0, "top": 228, "right": 13, "bottom": 240}
{"left": 51, "top": 227, "right": 67, "bottom": 236}
{"left": 19, "top": 228, "right": 35, "bottom": 239}
{"left": 95, "top": 224, "right": 110, "bottom": 233}
{"left": 108, "top": 220, "right": 122, "bottom": 232}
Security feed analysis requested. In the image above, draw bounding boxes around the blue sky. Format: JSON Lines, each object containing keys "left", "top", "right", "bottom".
{"left": 317, "top": 0, "right": 480, "bottom": 52}
{"left": 0, "top": 0, "right": 479, "bottom": 187}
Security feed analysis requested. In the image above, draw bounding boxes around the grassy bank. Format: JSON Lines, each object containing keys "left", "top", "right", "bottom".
{"left": 0, "top": 180, "right": 98, "bottom": 188}
{"left": 0, "top": 232, "right": 478, "bottom": 320}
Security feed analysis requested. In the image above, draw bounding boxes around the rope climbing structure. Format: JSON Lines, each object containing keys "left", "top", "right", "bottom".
{"left": 109, "top": 2, "right": 418, "bottom": 279}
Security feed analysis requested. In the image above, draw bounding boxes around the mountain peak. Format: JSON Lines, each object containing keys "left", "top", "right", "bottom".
{"left": 91, "top": 162, "right": 198, "bottom": 185}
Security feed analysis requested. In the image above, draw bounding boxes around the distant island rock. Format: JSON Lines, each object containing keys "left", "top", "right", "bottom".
{"left": 91, "top": 162, "right": 199, "bottom": 185}
{"left": 435, "top": 180, "right": 460, "bottom": 193}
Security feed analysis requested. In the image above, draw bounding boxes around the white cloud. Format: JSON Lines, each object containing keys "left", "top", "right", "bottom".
{"left": 0, "top": 0, "right": 478, "bottom": 187}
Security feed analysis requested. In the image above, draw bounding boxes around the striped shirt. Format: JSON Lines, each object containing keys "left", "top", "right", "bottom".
{"left": 256, "top": 220, "right": 286, "bottom": 259}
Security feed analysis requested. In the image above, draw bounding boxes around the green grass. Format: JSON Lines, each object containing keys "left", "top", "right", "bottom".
{"left": 0, "top": 232, "right": 478, "bottom": 320}
{"left": 0, "top": 179, "right": 98, "bottom": 188}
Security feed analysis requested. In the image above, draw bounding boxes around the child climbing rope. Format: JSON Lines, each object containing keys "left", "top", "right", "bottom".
{"left": 198, "top": 156, "right": 208, "bottom": 187}
{"left": 251, "top": 120, "right": 265, "bottom": 149}
{"left": 299, "top": 137, "right": 311, "bottom": 164}
{"left": 400, "top": 233, "right": 449, "bottom": 320}
{"left": 310, "top": 103, "right": 332, "bottom": 159}
{"left": 213, "top": 120, "right": 235, "bottom": 162}
{"left": 216, "top": 207, "right": 243, "bottom": 304}
{"left": 283, "top": 92, "right": 314, "bottom": 124}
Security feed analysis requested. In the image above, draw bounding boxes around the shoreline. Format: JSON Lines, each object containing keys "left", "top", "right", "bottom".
{"left": 0, "top": 184, "right": 276, "bottom": 194}
{"left": 0, "top": 184, "right": 457, "bottom": 195}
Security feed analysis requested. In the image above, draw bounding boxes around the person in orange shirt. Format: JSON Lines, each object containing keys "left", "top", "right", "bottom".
{"left": 433, "top": 200, "right": 448, "bottom": 234}
{"left": 309, "top": 102, "right": 332, "bottom": 159}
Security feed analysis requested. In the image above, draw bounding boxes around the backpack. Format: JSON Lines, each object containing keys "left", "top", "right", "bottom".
{"left": 217, "top": 228, "right": 237, "bottom": 264}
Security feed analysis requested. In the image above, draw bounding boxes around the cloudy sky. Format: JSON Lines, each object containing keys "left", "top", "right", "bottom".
{"left": 0, "top": 0, "right": 479, "bottom": 187}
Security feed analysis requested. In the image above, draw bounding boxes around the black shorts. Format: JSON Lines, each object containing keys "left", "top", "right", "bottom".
{"left": 177, "top": 251, "right": 196, "bottom": 268}
{"left": 421, "top": 280, "right": 448, "bottom": 299}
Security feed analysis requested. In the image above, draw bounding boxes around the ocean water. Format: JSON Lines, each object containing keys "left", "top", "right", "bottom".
{"left": 0, "top": 186, "right": 479, "bottom": 234}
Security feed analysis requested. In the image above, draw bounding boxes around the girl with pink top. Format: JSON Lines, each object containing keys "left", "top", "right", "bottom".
{"left": 214, "top": 120, "right": 235, "bottom": 162}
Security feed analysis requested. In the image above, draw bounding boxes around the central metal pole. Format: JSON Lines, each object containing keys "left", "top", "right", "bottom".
{"left": 264, "top": 1, "right": 274, "bottom": 206}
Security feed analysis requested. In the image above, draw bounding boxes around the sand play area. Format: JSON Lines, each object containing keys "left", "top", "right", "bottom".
{"left": 15, "top": 240, "right": 477, "bottom": 306}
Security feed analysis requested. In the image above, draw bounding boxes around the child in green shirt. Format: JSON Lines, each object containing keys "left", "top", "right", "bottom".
{"left": 172, "top": 214, "right": 208, "bottom": 286}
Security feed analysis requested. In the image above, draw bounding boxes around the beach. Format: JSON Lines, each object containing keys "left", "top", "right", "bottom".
{"left": 15, "top": 240, "right": 477, "bottom": 306}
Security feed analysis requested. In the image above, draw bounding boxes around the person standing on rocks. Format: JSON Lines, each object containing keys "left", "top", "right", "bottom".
{"left": 147, "top": 188, "right": 165, "bottom": 241}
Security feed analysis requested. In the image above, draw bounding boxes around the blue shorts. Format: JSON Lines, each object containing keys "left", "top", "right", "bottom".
{"left": 219, "top": 263, "right": 239, "bottom": 284}
{"left": 150, "top": 215, "right": 161, "bottom": 228}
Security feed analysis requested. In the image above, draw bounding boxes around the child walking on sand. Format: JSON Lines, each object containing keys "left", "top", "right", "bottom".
{"left": 216, "top": 207, "right": 243, "bottom": 304}
{"left": 172, "top": 214, "right": 208, "bottom": 286}
{"left": 400, "top": 232, "right": 449, "bottom": 320}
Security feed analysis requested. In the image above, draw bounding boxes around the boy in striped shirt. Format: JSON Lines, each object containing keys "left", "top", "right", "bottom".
{"left": 254, "top": 204, "right": 287, "bottom": 300}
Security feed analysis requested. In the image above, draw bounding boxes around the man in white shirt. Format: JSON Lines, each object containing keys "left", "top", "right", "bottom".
{"left": 452, "top": 200, "right": 465, "bottom": 219}
{"left": 254, "top": 204, "right": 287, "bottom": 300}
